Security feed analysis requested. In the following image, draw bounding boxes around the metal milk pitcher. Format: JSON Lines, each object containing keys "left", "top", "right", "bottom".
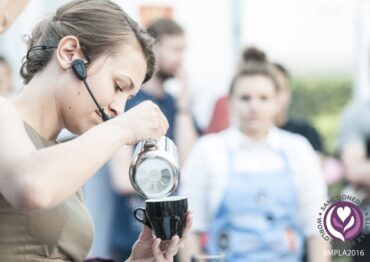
{"left": 129, "top": 136, "right": 180, "bottom": 199}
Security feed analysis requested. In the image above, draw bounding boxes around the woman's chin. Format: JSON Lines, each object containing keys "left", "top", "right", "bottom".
{"left": 240, "top": 124, "right": 268, "bottom": 136}
{"left": 65, "top": 122, "right": 89, "bottom": 136}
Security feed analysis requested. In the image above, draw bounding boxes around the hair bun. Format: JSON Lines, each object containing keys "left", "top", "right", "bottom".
{"left": 242, "top": 47, "right": 267, "bottom": 63}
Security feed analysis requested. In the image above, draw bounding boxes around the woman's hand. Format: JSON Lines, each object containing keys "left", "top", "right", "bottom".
{"left": 117, "top": 101, "right": 169, "bottom": 145}
{"left": 127, "top": 211, "right": 193, "bottom": 262}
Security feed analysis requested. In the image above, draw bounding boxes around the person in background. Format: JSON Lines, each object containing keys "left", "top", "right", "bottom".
{"left": 205, "top": 51, "right": 324, "bottom": 156}
{"left": 110, "top": 18, "right": 198, "bottom": 261}
{"left": 179, "top": 47, "right": 329, "bottom": 262}
{"left": 204, "top": 47, "right": 268, "bottom": 135}
{"left": 338, "top": 99, "right": 370, "bottom": 262}
{"left": 273, "top": 62, "right": 346, "bottom": 186}
{"left": 0, "top": 56, "right": 14, "bottom": 97}
{"left": 273, "top": 62, "right": 324, "bottom": 153}
{"left": 0, "top": 0, "right": 29, "bottom": 34}
{"left": 0, "top": 0, "right": 29, "bottom": 97}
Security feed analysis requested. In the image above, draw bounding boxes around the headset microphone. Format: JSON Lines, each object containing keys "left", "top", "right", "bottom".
{"left": 71, "top": 59, "right": 111, "bottom": 122}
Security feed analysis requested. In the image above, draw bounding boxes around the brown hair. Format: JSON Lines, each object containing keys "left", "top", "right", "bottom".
{"left": 146, "top": 18, "right": 184, "bottom": 41}
{"left": 229, "top": 46, "right": 279, "bottom": 96}
{"left": 272, "top": 62, "right": 291, "bottom": 80}
{"left": 21, "top": 0, "right": 156, "bottom": 84}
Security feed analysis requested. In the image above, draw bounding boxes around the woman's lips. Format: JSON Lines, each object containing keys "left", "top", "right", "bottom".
{"left": 246, "top": 114, "right": 261, "bottom": 121}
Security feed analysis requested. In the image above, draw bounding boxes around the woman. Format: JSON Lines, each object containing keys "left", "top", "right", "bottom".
{"left": 0, "top": 0, "right": 192, "bottom": 261}
{"left": 179, "top": 48, "right": 328, "bottom": 261}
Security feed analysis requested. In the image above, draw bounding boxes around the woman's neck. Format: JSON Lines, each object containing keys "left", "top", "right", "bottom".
{"left": 13, "top": 73, "right": 63, "bottom": 142}
{"left": 239, "top": 126, "right": 269, "bottom": 142}
{"left": 275, "top": 112, "right": 288, "bottom": 127}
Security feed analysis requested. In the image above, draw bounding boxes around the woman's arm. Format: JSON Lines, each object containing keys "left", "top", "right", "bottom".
{"left": 110, "top": 145, "right": 136, "bottom": 194}
{"left": 0, "top": 99, "right": 168, "bottom": 211}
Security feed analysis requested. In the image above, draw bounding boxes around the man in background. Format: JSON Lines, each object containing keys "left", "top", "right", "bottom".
{"left": 338, "top": 98, "right": 370, "bottom": 262}
{"left": 0, "top": 0, "right": 29, "bottom": 34}
{"left": 109, "top": 18, "right": 198, "bottom": 261}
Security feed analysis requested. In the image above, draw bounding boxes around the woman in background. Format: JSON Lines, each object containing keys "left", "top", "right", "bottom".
{"left": 180, "top": 47, "right": 328, "bottom": 262}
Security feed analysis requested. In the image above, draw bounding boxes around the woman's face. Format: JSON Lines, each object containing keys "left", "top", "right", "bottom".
{"left": 230, "top": 75, "right": 278, "bottom": 136}
{"left": 59, "top": 44, "right": 147, "bottom": 135}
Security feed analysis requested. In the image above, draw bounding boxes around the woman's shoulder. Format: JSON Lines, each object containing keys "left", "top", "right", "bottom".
{"left": 0, "top": 97, "right": 26, "bottom": 134}
{"left": 276, "top": 128, "right": 315, "bottom": 152}
{"left": 195, "top": 130, "right": 228, "bottom": 150}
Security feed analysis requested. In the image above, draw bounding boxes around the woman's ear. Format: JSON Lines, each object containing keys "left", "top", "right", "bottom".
{"left": 228, "top": 95, "right": 235, "bottom": 112}
{"left": 272, "top": 95, "right": 281, "bottom": 116}
{"left": 56, "top": 35, "right": 83, "bottom": 70}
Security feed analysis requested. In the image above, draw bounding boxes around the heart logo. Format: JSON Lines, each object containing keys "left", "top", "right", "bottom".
{"left": 324, "top": 201, "right": 364, "bottom": 242}
{"left": 337, "top": 206, "right": 351, "bottom": 222}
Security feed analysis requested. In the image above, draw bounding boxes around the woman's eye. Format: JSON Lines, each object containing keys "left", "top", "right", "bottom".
{"left": 114, "top": 83, "right": 123, "bottom": 92}
{"left": 260, "top": 95, "right": 269, "bottom": 101}
{"left": 240, "top": 95, "right": 250, "bottom": 101}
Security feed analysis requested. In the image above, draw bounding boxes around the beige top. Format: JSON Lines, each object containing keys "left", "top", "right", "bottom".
{"left": 0, "top": 123, "right": 94, "bottom": 261}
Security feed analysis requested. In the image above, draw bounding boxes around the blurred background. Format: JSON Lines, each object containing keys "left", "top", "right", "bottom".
{"left": 2, "top": 1, "right": 370, "bottom": 261}
{"left": 2, "top": 0, "right": 370, "bottom": 153}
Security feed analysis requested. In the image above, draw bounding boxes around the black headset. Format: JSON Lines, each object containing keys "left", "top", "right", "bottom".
{"left": 27, "top": 45, "right": 111, "bottom": 122}
{"left": 71, "top": 58, "right": 111, "bottom": 122}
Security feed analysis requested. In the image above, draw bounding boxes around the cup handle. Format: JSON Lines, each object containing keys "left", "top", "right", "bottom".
{"left": 133, "top": 208, "right": 152, "bottom": 228}
{"left": 174, "top": 216, "right": 184, "bottom": 237}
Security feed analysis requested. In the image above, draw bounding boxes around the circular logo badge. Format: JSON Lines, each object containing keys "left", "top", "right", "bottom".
{"left": 323, "top": 201, "right": 363, "bottom": 241}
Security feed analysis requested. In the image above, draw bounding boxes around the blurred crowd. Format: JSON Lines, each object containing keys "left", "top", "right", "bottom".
{"left": 81, "top": 18, "right": 368, "bottom": 262}
{"left": 1, "top": 2, "right": 370, "bottom": 262}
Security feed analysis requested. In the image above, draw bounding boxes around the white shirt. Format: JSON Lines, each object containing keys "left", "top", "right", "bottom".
{"left": 179, "top": 126, "right": 328, "bottom": 237}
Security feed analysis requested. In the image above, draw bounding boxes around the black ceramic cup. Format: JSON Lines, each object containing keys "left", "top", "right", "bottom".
{"left": 133, "top": 196, "right": 188, "bottom": 240}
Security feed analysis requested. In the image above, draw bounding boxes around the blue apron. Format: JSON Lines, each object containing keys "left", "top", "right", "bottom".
{"left": 206, "top": 146, "right": 304, "bottom": 262}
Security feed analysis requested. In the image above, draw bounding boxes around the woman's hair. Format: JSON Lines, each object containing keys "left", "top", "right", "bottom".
{"left": 21, "top": 0, "right": 156, "bottom": 84}
{"left": 272, "top": 62, "right": 291, "bottom": 80}
{"left": 229, "top": 47, "right": 279, "bottom": 96}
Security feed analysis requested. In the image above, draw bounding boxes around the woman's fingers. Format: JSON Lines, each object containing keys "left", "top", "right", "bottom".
{"left": 152, "top": 235, "right": 181, "bottom": 262}
{"left": 138, "top": 225, "right": 155, "bottom": 241}
{"left": 151, "top": 103, "right": 168, "bottom": 140}
{"left": 152, "top": 238, "right": 165, "bottom": 261}
{"left": 158, "top": 113, "right": 169, "bottom": 140}
{"left": 149, "top": 212, "right": 193, "bottom": 262}
{"left": 181, "top": 210, "right": 194, "bottom": 240}
{"left": 164, "top": 235, "right": 180, "bottom": 261}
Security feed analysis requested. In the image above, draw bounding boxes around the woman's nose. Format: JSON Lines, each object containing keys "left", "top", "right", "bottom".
{"left": 249, "top": 99, "right": 260, "bottom": 109}
{"left": 108, "top": 99, "right": 125, "bottom": 117}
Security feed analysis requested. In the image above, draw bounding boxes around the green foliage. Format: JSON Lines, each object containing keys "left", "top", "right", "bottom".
{"left": 288, "top": 78, "right": 354, "bottom": 261}
{"left": 289, "top": 77, "right": 353, "bottom": 154}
